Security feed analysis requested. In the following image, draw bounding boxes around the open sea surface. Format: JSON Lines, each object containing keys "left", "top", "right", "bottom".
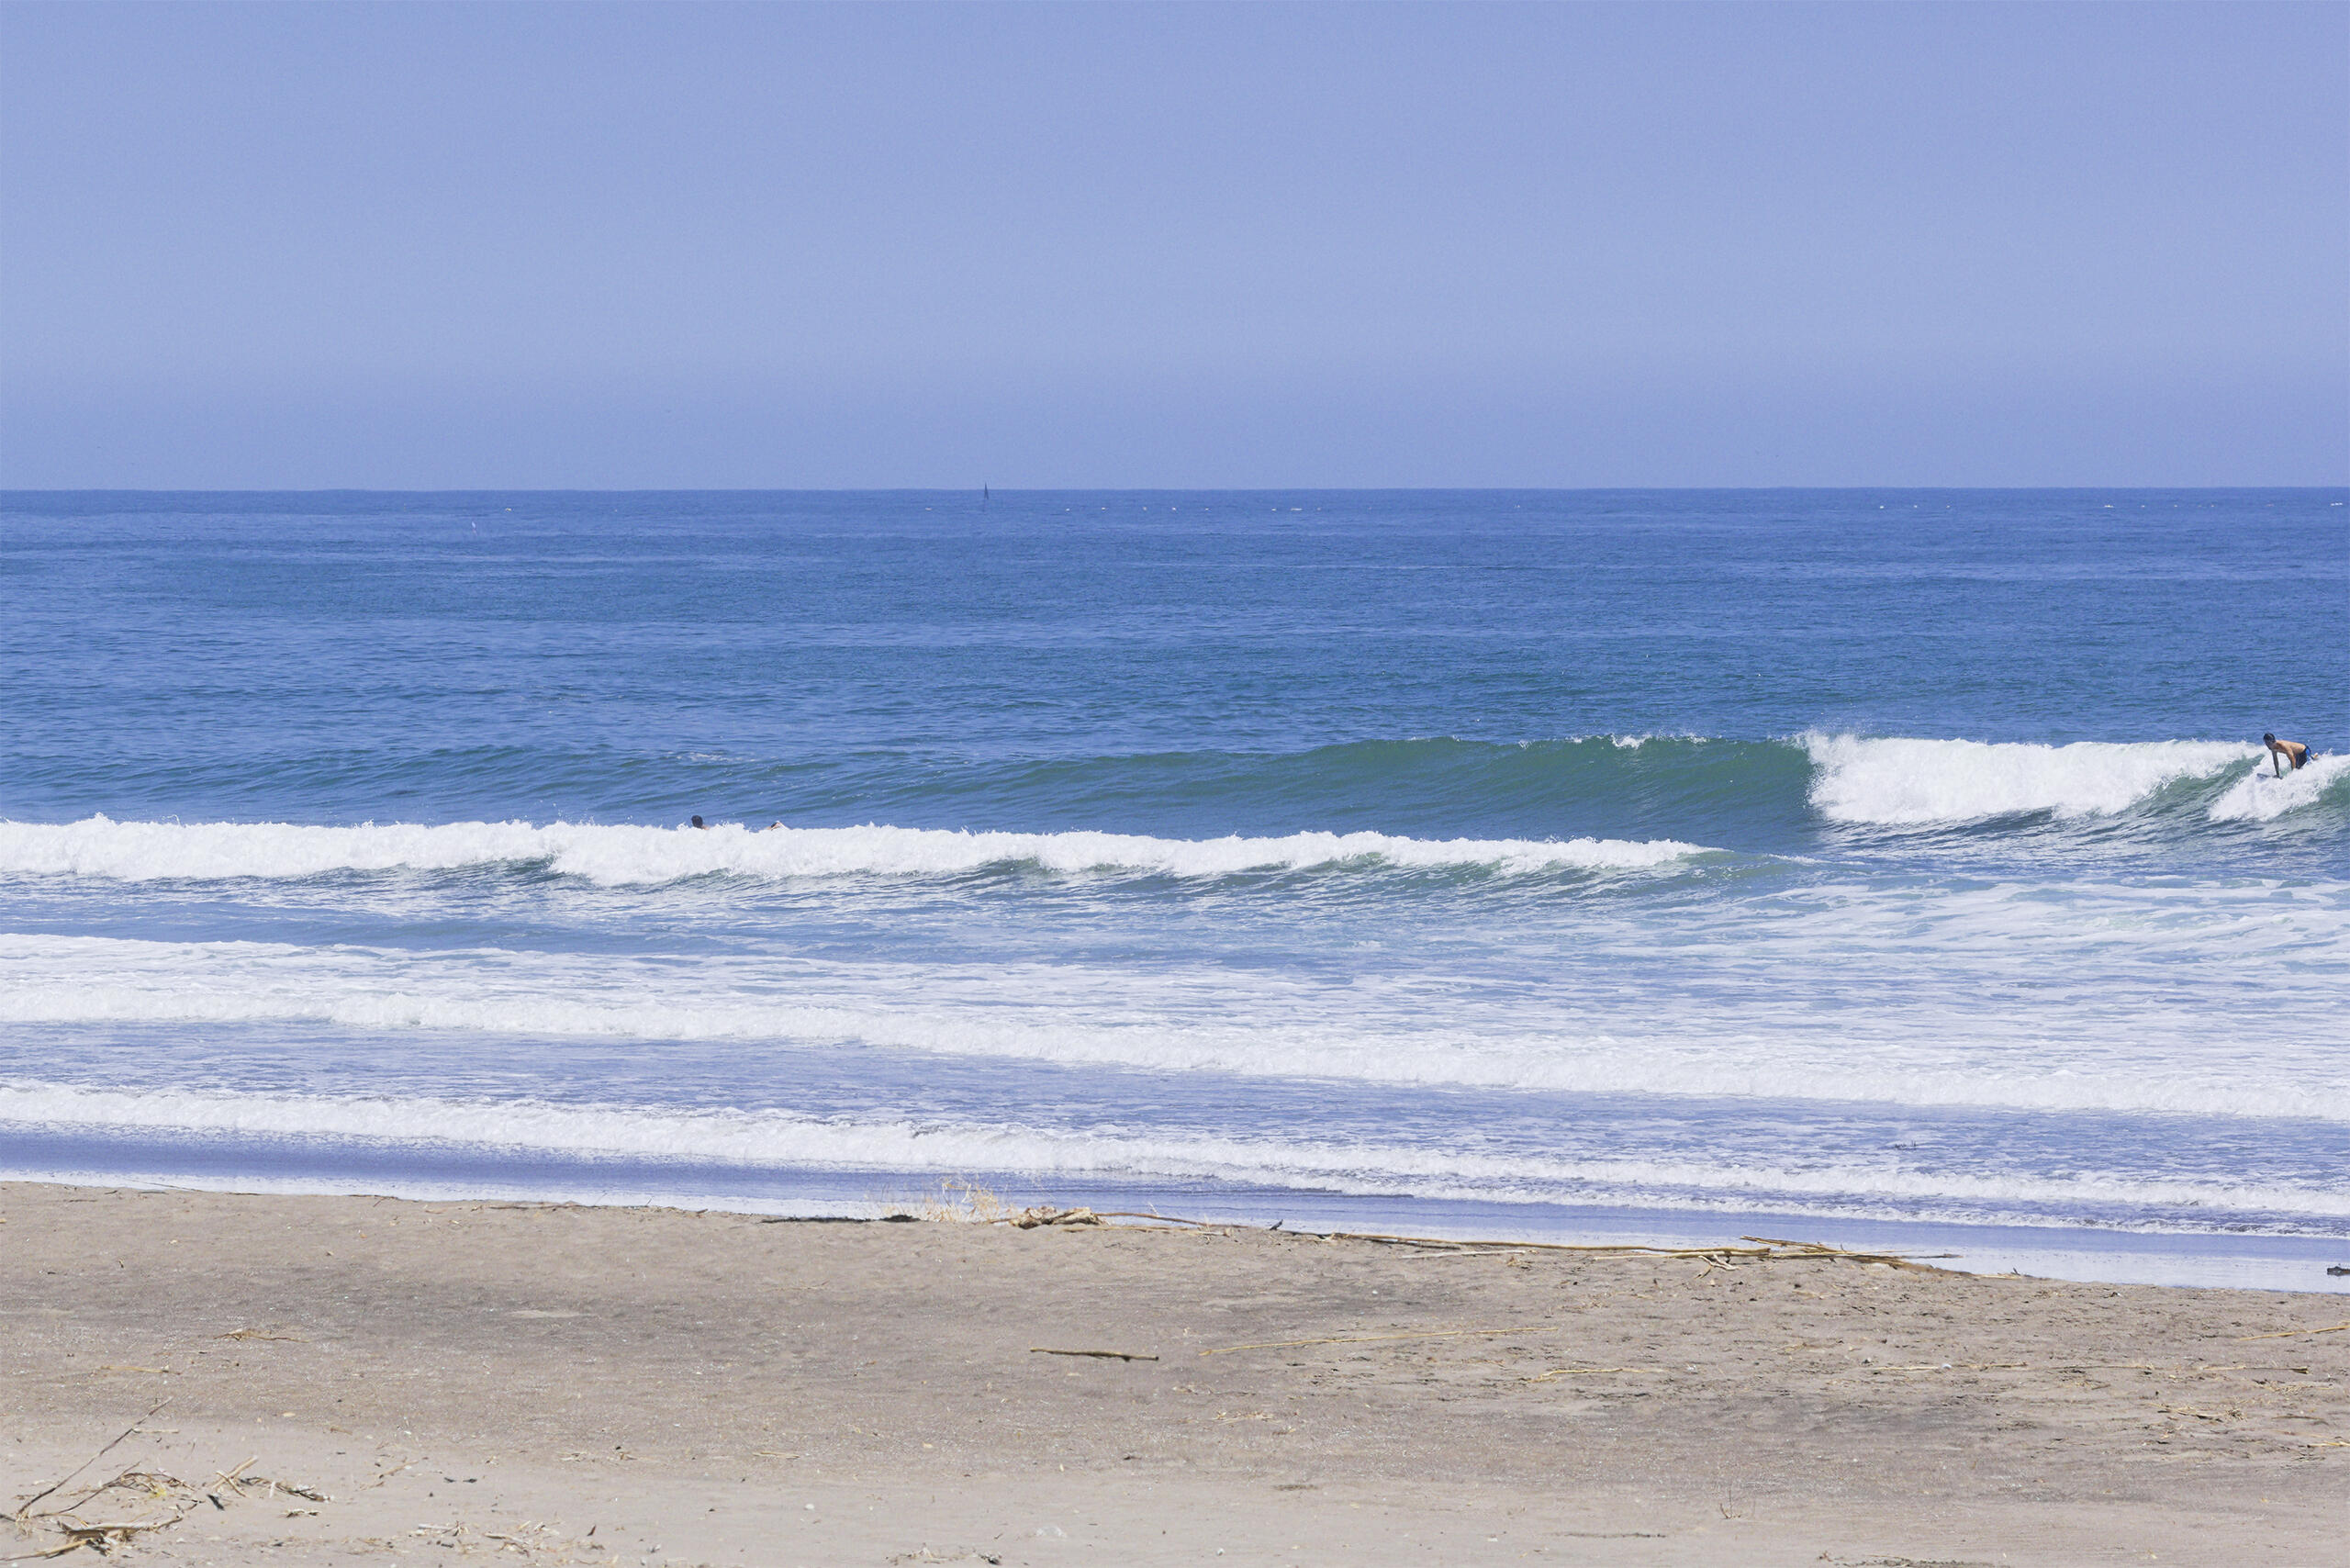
{"left": 3, "top": 489, "right": 2344, "bottom": 1287}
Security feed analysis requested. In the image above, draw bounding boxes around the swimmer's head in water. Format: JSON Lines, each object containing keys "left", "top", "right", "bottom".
{"left": 691, "top": 815, "right": 705, "bottom": 828}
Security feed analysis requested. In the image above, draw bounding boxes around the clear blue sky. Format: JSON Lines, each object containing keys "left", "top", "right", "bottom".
{"left": 3, "top": 1, "right": 2342, "bottom": 488}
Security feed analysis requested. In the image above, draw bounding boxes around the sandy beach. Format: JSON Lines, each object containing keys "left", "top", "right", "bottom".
{"left": 1, "top": 1183, "right": 2343, "bottom": 1566}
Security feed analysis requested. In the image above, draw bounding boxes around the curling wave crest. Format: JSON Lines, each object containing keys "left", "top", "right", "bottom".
{"left": 0, "top": 815, "right": 1707, "bottom": 885}
{"left": 1806, "top": 734, "right": 2252, "bottom": 825}
{"left": 2208, "top": 752, "right": 2350, "bottom": 823}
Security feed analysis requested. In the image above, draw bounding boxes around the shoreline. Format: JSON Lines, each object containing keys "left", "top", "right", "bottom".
{"left": 5, "top": 1181, "right": 2344, "bottom": 1565}
{"left": 4, "top": 1156, "right": 2344, "bottom": 1294}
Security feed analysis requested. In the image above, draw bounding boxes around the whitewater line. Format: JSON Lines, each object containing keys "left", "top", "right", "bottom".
{"left": 1804, "top": 734, "right": 2257, "bottom": 824}
{"left": 0, "top": 816, "right": 1709, "bottom": 886}
{"left": 3, "top": 1081, "right": 2344, "bottom": 1225}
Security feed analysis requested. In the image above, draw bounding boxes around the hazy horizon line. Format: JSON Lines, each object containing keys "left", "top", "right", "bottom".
{"left": 7, "top": 484, "right": 2346, "bottom": 498}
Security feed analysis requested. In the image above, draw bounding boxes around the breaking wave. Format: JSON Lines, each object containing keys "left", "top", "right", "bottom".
{"left": 1805, "top": 734, "right": 2258, "bottom": 825}
{"left": 4, "top": 734, "right": 2334, "bottom": 897}
{"left": 2208, "top": 752, "right": 2350, "bottom": 823}
{"left": 0, "top": 815, "right": 1708, "bottom": 886}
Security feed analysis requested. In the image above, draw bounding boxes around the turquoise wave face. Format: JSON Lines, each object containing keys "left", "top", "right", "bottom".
{"left": 0, "top": 489, "right": 2344, "bottom": 1263}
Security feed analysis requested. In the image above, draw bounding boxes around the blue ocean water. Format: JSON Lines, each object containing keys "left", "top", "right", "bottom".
{"left": 2, "top": 489, "right": 2344, "bottom": 1284}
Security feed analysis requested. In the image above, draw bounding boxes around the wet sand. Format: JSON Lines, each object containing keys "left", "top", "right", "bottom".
{"left": 2, "top": 1182, "right": 2343, "bottom": 1565}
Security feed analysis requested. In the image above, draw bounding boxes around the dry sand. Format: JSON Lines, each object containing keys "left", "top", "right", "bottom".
{"left": 2, "top": 1182, "right": 2344, "bottom": 1566}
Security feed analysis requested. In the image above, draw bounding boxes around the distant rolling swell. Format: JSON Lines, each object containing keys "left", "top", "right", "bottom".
{"left": 0, "top": 814, "right": 1709, "bottom": 886}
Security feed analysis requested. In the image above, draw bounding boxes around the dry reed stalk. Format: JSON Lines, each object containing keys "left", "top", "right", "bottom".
{"left": 39, "top": 1466, "right": 192, "bottom": 1524}
{"left": 2234, "top": 1322, "right": 2350, "bottom": 1341}
{"left": 1524, "top": 1366, "right": 1655, "bottom": 1381}
{"left": 9, "top": 1401, "right": 168, "bottom": 1520}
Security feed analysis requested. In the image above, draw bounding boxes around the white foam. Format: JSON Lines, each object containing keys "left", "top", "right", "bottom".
{"left": 2208, "top": 752, "right": 2350, "bottom": 822}
{"left": 2, "top": 920, "right": 2344, "bottom": 1123}
{"left": 3, "top": 1081, "right": 2343, "bottom": 1227}
{"left": 1806, "top": 734, "right": 2251, "bottom": 824}
{"left": 0, "top": 815, "right": 1707, "bottom": 886}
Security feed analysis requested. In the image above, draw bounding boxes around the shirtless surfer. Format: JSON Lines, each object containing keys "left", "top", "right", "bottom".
{"left": 2263, "top": 734, "right": 2311, "bottom": 776}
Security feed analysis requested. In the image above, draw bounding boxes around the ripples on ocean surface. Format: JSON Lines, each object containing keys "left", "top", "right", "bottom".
{"left": 1, "top": 489, "right": 2344, "bottom": 1286}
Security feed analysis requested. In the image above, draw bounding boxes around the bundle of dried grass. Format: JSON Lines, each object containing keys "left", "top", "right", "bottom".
{"left": 919, "top": 1179, "right": 1017, "bottom": 1224}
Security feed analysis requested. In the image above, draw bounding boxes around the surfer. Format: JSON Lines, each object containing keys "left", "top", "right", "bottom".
{"left": 690, "top": 815, "right": 710, "bottom": 829}
{"left": 2262, "top": 734, "right": 2310, "bottom": 776}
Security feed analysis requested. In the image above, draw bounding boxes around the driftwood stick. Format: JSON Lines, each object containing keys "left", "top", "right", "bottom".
{"left": 1738, "top": 1237, "right": 1960, "bottom": 1272}
{"left": 1030, "top": 1348, "right": 1159, "bottom": 1361}
{"left": 10, "top": 1400, "right": 168, "bottom": 1519}
{"left": 2234, "top": 1321, "right": 2350, "bottom": 1342}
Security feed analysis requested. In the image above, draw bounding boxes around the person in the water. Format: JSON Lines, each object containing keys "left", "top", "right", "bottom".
{"left": 2263, "top": 734, "right": 2311, "bottom": 776}
{"left": 690, "top": 815, "right": 709, "bottom": 829}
